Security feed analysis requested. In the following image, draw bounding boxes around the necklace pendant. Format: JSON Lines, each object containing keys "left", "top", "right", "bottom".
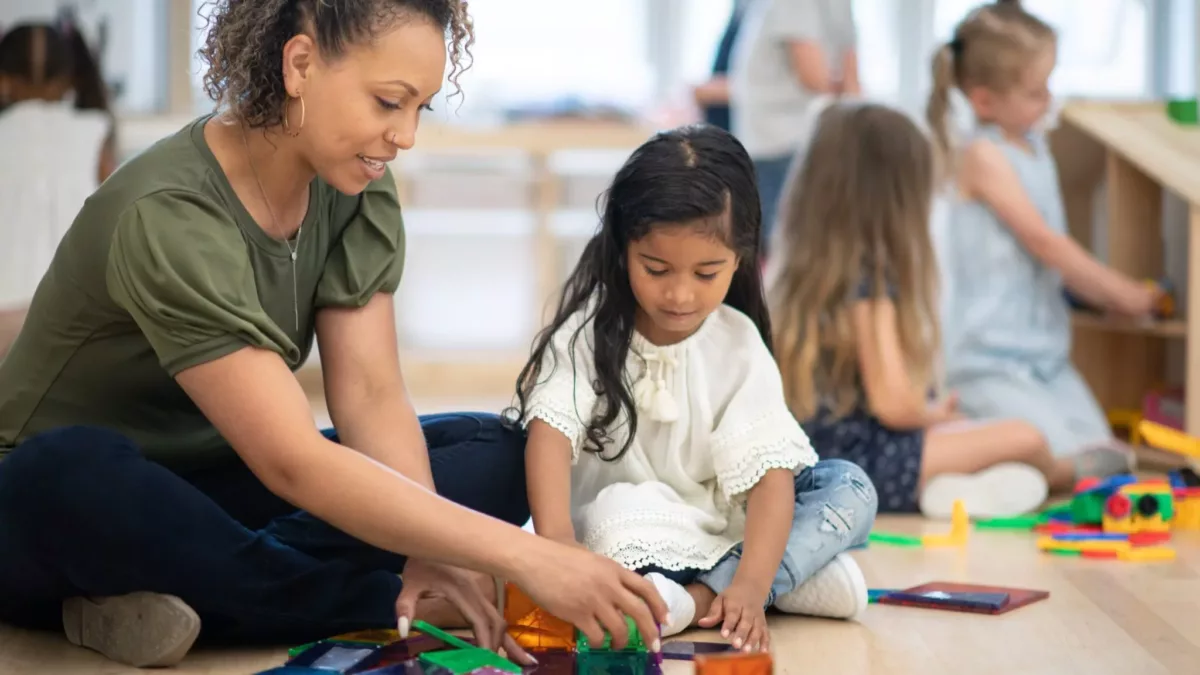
{"left": 290, "top": 250, "right": 297, "bottom": 261}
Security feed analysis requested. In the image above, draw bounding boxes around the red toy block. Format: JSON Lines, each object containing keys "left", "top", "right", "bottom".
{"left": 694, "top": 652, "right": 773, "bottom": 675}
{"left": 1129, "top": 531, "right": 1172, "bottom": 546}
{"left": 1081, "top": 550, "right": 1119, "bottom": 559}
{"left": 502, "top": 582, "right": 575, "bottom": 651}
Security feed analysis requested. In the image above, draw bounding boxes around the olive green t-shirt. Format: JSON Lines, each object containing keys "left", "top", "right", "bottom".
{"left": 0, "top": 115, "right": 405, "bottom": 470}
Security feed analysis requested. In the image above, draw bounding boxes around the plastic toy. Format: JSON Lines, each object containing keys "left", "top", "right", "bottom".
{"left": 502, "top": 582, "right": 576, "bottom": 651}
{"left": 867, "top": 500, "right": 968, "bottom": 548}
{"left": 1102, "top": 482, "right": 1173, "bottom": 534}
{"left": 693, "top": 652, "right": 774, "bottom": 675}
{"left": 876, "top": 582, "right": 1048, "bottom": 615}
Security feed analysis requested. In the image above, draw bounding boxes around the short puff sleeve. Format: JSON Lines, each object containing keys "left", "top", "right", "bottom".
{"left": 106, "top": 191, "right": 296, "bottom": 375}
{"left": 316, "top": 168, "right": 406, "bottom": 309}
{"left": 522, "top": 308, "right": 600, "bottom": 463}
{"left": 710, "top": 337, "right": 819, "bottom": 501}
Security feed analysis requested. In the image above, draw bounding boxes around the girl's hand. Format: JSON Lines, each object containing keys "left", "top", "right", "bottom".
{"left": 926, "top": 392, "right": 961, "bottom": 425}
{"left": 697, "top": 582, "right": 770, "bottom": 653}
{"left": 1112, "top": 281, "right": 1160, "bottom": 319}
{"left": 509, "top": 538, "right": 670, "bottom": 652}
{"left": 394, "top": 559, "right": 536, "bottom": 666}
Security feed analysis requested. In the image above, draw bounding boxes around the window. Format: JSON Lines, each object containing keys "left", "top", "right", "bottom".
{"left": 445, "top": 0, "right": 653, "bottom": 122}
{"left": 853, "top": 0, "right": 903, "bottom": 103}
{"left": 933, "top": 0, "right": 1149, "bottom": 98}
{"left": 678, "top": 0, "right": 736, "bottom": 86}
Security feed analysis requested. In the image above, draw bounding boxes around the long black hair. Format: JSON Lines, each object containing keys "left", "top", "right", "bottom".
{"left": 507, "top": 123, "right": 772, "bottom": 462}
{"left": 0, "top": 18, "right": 111, "bottom": 113}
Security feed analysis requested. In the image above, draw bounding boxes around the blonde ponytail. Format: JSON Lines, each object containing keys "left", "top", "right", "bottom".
{"left": 925, "top": 43, "right": 957, "bottom": 184}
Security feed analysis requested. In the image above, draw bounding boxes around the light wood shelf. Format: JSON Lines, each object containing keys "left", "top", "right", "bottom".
{"left": 1071, "top": 312, "right": 1188, "bottom": 339}
{"left": 1055, "top": 100, "right": 1200, "bottom": 432}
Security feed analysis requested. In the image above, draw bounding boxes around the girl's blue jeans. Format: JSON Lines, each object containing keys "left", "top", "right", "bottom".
{"left": 0, "top": 414, "right": 530, "bottom": 645}
{"left": 637, "top": 459, "right": 877, "bottom": 606}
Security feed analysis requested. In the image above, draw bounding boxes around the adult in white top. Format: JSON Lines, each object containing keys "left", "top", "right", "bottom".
{"left": 0, "top": 21, "right": 116, "bottom": 359}
{"left": 512, "top": 123, "right": 877, "bottom": 651}
{"left": 729, "top": 0, "right": 859, "bottom": 255}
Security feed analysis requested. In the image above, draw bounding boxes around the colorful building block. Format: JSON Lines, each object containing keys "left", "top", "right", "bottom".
{"left": 576, "top": 650, "right": 658, "bottom": 674}
{"left": 577, "top": 615, "right": 647, "bottom": 653}
{"left": 419, "top": 648, "right": 520, "bottom": 675}
{"left": 1174, "top": 487, "right": 1200, "bottom": 529}
{"left": 1103, "top": 483, "right": 1173, "bottom": 534}
{"left": 866, "top": 531, "right": 923, "bottom": 546}
{"left": 922, "top": 500, "right": 968, "bottom": 547}
{"left": 661, "top": 641, "right": 736, "bottom": 660}
{"left": 285, "top": 641, "right": 383, "bottom": 672}
{"left": 694, "top": 652, "right": 774, "bottom": 675}
{"left": 1117, "top": 546, "right": 1177, "bottom": 562}
{"left": 501, "top": 582, "right": 576, "bottom": 651}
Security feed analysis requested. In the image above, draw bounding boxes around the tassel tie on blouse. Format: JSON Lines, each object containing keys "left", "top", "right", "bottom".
{"left": 633, "top": 348, "right": 679, "bottom": 422}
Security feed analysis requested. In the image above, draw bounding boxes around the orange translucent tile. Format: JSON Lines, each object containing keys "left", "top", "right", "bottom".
{"left": 503, "top": 582, "right": 575, "bottom": 650}
{"left": 694, "top": 652, "right": 774, "bottom": 675}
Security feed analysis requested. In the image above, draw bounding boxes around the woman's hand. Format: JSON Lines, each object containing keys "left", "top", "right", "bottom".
{"left": 394, "top": 559, "right": 535, "bottom": 666}
{"left": 697, "top": 581, "right": 770, "bottom": 653}
{"left": 509, "top": 538, "right": 670, "bottom": 652}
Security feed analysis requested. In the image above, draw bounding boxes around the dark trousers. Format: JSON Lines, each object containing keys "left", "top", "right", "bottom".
{"left": 0, "top": 413, "right": 529, "bottom": 645}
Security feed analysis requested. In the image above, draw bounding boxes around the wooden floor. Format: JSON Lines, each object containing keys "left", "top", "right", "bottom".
{"left": 3, "top": 514, "right": 1199, "bottom": 675}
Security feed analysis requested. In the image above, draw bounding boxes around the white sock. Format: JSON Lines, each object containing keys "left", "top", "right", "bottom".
{"left": 645, "top": 573, "right": 695, "bottom": 637}
{"left": 919, "top": 462, "right": 1048, "bottom": 520}
{"left": 773, "top": 553, "right": 868, "bottom": 621}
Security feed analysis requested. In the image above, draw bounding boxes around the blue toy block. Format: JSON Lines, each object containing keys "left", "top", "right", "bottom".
{"left": 1077, "top": 474, "right": 1138, "bottom": 494}
{"left": 1051, "top": 532, "right": 1128, "bottom": 541}
{"left": 285, "top": 641, "right": 383, "bottom": 673}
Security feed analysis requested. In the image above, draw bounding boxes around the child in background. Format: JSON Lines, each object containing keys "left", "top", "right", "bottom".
{"left": 930, "top": 2, "right": 1152, "bottom": 475}
{"left": 728, "top": 0, "right": 859, "bottom": 257}
{"left": 508, "top": 124, "right": 877, "bottom": 651}
{"left": 0, "top": 20, "right": 115, "bottom": 359}
{"left": 770, "top": 101, "right": 1106, "bottom": 519}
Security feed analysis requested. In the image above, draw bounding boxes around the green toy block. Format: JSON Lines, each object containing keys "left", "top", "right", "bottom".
{"left": 974, "top": 515, "right": 1040, "bottom": 530}
{"left": 1167, "top": 98, "right": 1198, "bottom": 125}
{"left": 1070, "top": 491, "right": 1107, "bottom": 525}
{"left": 577, "top": 649, "right": 651, "bottom": 674}
{"left": 287, "top": 642, "right": 316, "bottom": 659}
{"left": 410, "top": 620, "right": 476, "bottom": 651}
{"left": 419, "top": 648, "right": 521, "bottom": 674}
{"left": 576, "top": 615, "right": 647, "bottom": 652}
{"left": 867, "top": 531, "right": 923, "bottom": 547}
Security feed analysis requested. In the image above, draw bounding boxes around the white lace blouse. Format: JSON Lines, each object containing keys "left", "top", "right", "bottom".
{"left": 523, "top": 302, "right": 818, "bottom": 572}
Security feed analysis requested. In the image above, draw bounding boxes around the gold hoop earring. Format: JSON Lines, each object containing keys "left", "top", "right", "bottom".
{"left": 283, "top": 94, "right": 306, "bottom": 137}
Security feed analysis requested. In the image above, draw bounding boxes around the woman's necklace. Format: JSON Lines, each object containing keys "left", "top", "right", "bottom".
{"left": 240, "top": 124, "right": 301, "bottom": 332}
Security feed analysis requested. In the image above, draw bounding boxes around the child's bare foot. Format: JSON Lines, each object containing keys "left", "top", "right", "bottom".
{"left": 686, "top": 582, "right": 717, "bottom": 623}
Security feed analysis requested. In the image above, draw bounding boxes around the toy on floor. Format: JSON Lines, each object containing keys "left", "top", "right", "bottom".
{"left": 693, "top": 652, "right": 774, "bottom": 675}
{"left": 875, "top": 582, "right": 1049, "bottom": 615}
{"left": 867, "top": 500, "right": 969, "bottom": 548}
{"left": 271, "top": 590, "right": 738, "bottom": 675}
{"left": 973, "top": 473, "right": 1184, "bottom": 561}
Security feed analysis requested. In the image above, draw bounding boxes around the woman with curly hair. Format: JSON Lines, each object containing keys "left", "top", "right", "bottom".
{"left": 0, "top": 0, "right": 667, "bottom": 668}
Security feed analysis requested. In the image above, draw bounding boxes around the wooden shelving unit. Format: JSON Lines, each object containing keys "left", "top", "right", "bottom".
{"left": 1055, "top": 101, "right": 1200, "bottom": 433}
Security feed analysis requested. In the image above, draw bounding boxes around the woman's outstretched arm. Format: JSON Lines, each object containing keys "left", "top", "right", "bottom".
{"left": 315, "top": 292, "right": 435, "bottom": 490}
{"left": 174, "top": 346, "right": 670, "bottom": 650}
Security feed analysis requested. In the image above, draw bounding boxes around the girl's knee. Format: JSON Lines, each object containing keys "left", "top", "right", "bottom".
{"left": 815, "top": 459, "right": 878, "bottom": 539}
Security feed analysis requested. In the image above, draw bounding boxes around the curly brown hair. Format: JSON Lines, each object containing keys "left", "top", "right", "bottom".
{"left": 196, "top": 0, "right": 474, "bottom": 129}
